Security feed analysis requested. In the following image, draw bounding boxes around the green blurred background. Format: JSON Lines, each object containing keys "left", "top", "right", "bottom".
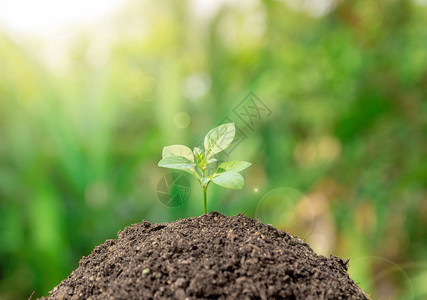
{"left": 0, "top": 0, "right": 426, "bottom": 299}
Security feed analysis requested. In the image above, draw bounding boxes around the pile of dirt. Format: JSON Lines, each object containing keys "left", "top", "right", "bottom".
{"left": 40, "top": 211, "right": 368, "bottom": 299}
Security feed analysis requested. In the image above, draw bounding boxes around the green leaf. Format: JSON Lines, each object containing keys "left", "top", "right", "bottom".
{"left": 183, "top": 168, "right": 200, "bottom": 179}
{"left": 158, "top": 155, "right": 195, "bottom": 170}
{"left": 212, "top": 171, "right": 244, "bottom": 189}
{"left": 162, "top": 145, "right": 194, "bottom": 161}
{"left": 216, "top": 161, "right": 251, "bottom": 173}
{"left": 205, "top": 161, "right": 217, "bottom": 177}
{"left": 204, "top": 123, "right": 235, "bottom": 158}
{"left": 193, "top": 147, "right": 204, "bottom": 163}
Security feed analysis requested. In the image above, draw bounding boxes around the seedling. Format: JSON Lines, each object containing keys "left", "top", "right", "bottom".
{"left": 158, "top": 122, "right": 251, "bottom": 214}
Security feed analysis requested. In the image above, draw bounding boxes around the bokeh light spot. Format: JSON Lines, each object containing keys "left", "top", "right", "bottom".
{"left": 173, "top": 112, "right": 191, "bottom": 129}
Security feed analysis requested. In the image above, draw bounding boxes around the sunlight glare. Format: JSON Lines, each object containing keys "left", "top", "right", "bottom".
{"left": 0, "top": 0, "right": 125, "bottom": 37}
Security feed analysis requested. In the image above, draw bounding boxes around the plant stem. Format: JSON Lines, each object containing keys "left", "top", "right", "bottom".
{"left": 203, "top": 188, "right": 207, "bottom": 214}
{"left": 202, "top": 168, "right": 207, "bottom": 214}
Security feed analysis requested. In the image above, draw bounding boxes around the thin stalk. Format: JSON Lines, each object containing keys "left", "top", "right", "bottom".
{"left": 202, "top": 168, "right": 207, "bottom": 214}
{"left": 203, "top": 181, "right": 211, "bottom": 214}
{"left": 203, "top": 188, "right": 207, "bottom": 214}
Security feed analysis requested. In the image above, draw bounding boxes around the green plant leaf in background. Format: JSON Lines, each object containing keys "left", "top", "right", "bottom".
{"left": 162, "top": 145, "right": 194, "bottom": 161}
{"left": 212, "top": 171, "right": 244, "bottom": 189}
{"left": 204, "top": 122, "right": 235, "bottom": 159}
{"left": 216, "top": 161, "right": 251, "bottom": 173}
{"left": 162, "top": 145, "right": 201, "bottom": 178}
{"left": 158, "top": 155, "right": 196, "bottom": 170}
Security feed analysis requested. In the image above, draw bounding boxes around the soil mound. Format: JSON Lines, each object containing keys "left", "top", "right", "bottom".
{"left": 40, "top": 211, "right": 368, "bottom": 299}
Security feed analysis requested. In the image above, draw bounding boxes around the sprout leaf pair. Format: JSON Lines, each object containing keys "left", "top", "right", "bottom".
{"left": 158, "top": 122, "right": 251, "bottom": 214}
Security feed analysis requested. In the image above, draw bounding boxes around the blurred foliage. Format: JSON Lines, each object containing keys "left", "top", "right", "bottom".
{"left": 0, "top": 0, "right": 426, "bottom": 299}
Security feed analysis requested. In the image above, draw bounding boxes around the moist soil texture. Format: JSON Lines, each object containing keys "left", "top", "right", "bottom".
{"left": 40, "top": 211, "right": 368, "bottom": 300}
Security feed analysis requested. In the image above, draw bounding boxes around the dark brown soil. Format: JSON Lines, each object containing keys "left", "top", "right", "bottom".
{"left": 40, "top": 211, "right": 368, "bottom": 300}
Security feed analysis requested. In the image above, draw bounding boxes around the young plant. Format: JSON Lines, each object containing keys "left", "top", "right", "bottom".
{"left": 158, "top": 122, "right": 251, "bottom": 214}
